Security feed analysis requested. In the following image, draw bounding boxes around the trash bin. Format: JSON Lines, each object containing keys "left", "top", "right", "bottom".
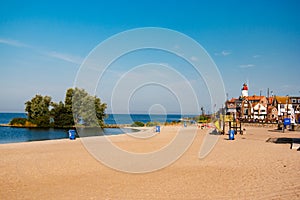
{"left": 184, "top": 122, "right": 187, "bottom": 127}
{"left": 69, "top": 130, "right": 76, "bottom": 140}
{"left": 155, "top": 126, "right": 160, "bottom": 133}
{"left": 229, "top": 130, "right": 235, "bottom": 140}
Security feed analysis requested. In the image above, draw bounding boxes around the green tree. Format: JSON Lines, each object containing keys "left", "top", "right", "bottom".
{"left": 50, "top": 88, "right": 75, "bottom": 127}
{"left": 64, "top": 88, "right": 74, "bottom": 116}
{"left": 50, "top": 101, "right": 73, "bottom": 127}
{"left": 72, "top": 88, "right": 107, "bottom": 127}
{"left": 25, "top": 95, "right": 51, "bottom": 127}
{"left": 18, "top": 88, "right": 106, "bottom": 128}
{"left": 94, "top": 96, "right": 107, "bottom": 127}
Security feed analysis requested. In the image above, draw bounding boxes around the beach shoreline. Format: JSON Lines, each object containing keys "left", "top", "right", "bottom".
{"left": 0, "top": 126, "right": 299, "bottom": 199}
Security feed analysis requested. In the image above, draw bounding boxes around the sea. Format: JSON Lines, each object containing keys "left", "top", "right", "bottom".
{"left": 0, "top": 113, "right": 195, "bottom": 144}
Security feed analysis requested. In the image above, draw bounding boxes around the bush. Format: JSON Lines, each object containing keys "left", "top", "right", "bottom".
{"left": 9, "top": 118, "right": 27, "bottom": 126}
{"left": 146, "top": 121, "right": 160, "bottom": 127}
{"left": 131, "top": 121, "right": 145, "bottom": 127}
{"left": 164, "top": 120, "right": 180, "bottom": 126}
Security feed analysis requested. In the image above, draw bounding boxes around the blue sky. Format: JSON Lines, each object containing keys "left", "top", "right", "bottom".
{"left": 0, "top": 0, "right": 299, "bottom": 113}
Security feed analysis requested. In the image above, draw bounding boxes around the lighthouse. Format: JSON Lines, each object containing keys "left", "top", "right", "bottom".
{"left": 241, "top": 83, "right": 248, "bottom": 97}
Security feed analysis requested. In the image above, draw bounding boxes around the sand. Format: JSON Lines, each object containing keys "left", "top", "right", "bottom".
{"left": 1, "top": 126, "right": 300, "bottom": 199}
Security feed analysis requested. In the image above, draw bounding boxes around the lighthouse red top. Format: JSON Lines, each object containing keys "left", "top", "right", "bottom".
{"left": 242, "top": 83, "right": 248, "bottom": 90}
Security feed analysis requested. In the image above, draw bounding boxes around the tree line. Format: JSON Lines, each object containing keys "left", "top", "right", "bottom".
{"left": 10, "top": 88, "right": 107, "bottom": 128}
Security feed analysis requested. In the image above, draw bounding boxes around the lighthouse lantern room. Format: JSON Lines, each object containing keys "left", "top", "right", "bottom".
{"left": 241, "top": 83, "right": 248, "bottom": 97}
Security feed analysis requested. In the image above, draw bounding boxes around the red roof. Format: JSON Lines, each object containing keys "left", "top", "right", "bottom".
{"left": 245, "top": 95, "right": 264, "bottom": 101}
{"left": 274, "top": 96, "right": 290, "bottom": 104}
{"left": 228, "top": 98, "right": 238, "bottom": 103}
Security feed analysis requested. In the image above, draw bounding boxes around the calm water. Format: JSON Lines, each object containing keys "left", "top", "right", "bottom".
{"left": 104, "top": 113, "right": 195, "bottom": 124}
{"left": 0, "top": 113, "right": 195, "bottom": 144}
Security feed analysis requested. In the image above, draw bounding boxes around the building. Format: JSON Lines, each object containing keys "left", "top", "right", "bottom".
{"left": 226, "top": 98, "right": 237, "bottom": 115}
{"left": 252, "top": 102, "right": 267, "bottom": 120}
{"left": 289, "top": 96, "right": 300, "bottom": 123}
{"left": 267, "top": 106, "right": 278, "bottom": 122}
{"left": 226, "top": 83, "right": 299, "bottom": 123}
{"left": 272, "top": 96, "right": 292, "bottom": 121}
{"left": 240, "top": 95, "right": 268, "bottom": 120}
{"left": 241, "top": 83, "right": 249, "bottom": 97}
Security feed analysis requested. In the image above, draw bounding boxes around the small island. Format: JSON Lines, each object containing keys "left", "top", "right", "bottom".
{"left": 7, "top": 88, "right": 107, "bottom": 129}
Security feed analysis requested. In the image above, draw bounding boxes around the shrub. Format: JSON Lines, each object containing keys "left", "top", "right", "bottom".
{"left": 164, "top": 120, "right": 180, "bottom": 126}
{"left": 9, "top": 118, "right": 27, "bottom": 126}
{"left": 146, "top": 121, "right": 160, "bottom": 127}
{"left": 131, "top": 121, "right": 145, "bottom": 127}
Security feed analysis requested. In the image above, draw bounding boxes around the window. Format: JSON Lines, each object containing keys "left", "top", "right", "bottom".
{"left": 298, "top": 99, "right": 300, "bottom": 103}
{"left": 292, "top": 99, "right": 297, "bottom": 103}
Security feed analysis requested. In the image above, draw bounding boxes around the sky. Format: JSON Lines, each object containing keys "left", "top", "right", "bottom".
{"left": 0, "top": 0, "right": 299, "bottom": 114}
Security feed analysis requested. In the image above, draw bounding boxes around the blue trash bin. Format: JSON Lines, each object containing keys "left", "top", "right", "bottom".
{"left": 69, "top": 130, "right": 76, "bottom": 140}
{"left": 283, "top": 118, "right": 291, "bottom": 126}
{"left": 229, "top": 130, "right": 235, "bottom": 140}
{"left": 156, "top": 126, "right": 160, "bottom": 133}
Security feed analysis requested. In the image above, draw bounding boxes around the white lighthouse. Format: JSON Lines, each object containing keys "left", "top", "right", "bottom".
{"left": 241, "top": 83, "right": 248, "bottom": 97}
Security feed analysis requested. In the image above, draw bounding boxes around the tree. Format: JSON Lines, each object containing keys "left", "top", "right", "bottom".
{"left": 14, "top": 88, "right": 107, "bottom": 128}
{"left": 94, "top": 96, "right": 107, "bottom": 127}
{"left": 50, "top": 101, "right": 74, "bottom": 127}
{"left": 72, "top": 88, "right": 107, "bottom": 127}
{"left": 64, "top": 88, "right": 74, "bottom": 115}
{"left": 25, "top": 95, "right": 51, "bottom": 127}
{"left": 50, "top": 88, "right": 75, "bottom": 127}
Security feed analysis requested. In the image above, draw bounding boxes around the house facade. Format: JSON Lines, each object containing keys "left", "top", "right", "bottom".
{"left": 226, "top": 98, "right": 237, "bottom": 115}
{"left": 290, "top": 96, "right": 300, "bottom": 123}
{"left": 240, "top": 95, "right": 268, "bottom": 121}
{"left": 272, "top": 96, "right": 292, "bottom": 120}
{"left": 252, "top": 102, "right": 267, "bottom": 120}
{"left": 267, "top": 106, "right": 278, "bottom": 122}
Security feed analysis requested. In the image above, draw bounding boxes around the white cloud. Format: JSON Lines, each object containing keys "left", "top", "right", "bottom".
{"left": 0, "top": 38, "right": 30, "bottom": 47}
{"left": 0, "top": 37, "right": 84, "bottom": 65}
{"left": 44, "top": 51, "right": 83, "bottom": 65}
{"left": 239, "top": 64, "right": 255, "bottom": 68}
{"left": 221, "top": 50, "right": 232, "bottom": 56}
{"left": 215, "top": 50, "right": 232, "bottom": 56}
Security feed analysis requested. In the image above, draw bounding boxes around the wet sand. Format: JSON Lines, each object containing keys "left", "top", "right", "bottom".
{"left": 1, "top": 126, "right": 299, "bottom": 199}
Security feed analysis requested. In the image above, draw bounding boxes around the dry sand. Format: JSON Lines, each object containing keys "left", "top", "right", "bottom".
{"left": 1, "top": 126, "right": 299, "bottom": 199}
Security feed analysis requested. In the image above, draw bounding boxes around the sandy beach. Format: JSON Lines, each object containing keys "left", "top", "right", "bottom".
{"left": 1, "top": 126, "right": 299, "bottom": 199}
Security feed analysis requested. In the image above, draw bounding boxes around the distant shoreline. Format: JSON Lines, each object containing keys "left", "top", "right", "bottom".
{"left": 0, "top": 123, "right": 37, "bottom": 128}
{"left": 0, "top": 123, "right": 122, "bottom": 129}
